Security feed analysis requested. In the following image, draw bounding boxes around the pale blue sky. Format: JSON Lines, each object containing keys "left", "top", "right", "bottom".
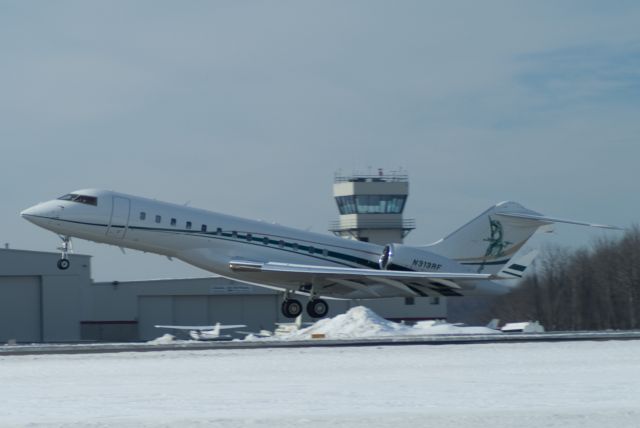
{"left": 1, "top": 1, "right": 638, "bottom": 280}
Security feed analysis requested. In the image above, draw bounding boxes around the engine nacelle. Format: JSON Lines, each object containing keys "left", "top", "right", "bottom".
{"left": 379, "top": 243, "right": 455, "bottom": 272}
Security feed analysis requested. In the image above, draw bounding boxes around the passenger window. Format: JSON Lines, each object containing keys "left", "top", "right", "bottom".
{"left": 186, "top": 221, "right": 192, "bottom": 230}
{"left": 216, "top": 227, "right": 222, "bottom": 235}
{"left": 140, "top": 212, "right": 146, "bottom": 221}
{"left": 322, "top": 249, "right": 328, "bottom": 257}
{"left": 155, "top": 215, "right": 161, "bottom": 223}
{"left": 246, "top": 233, "right": 252, "bottom": 242}
{"left": 292, "top": 243, "right": 298, "bottom": 251}
{"left": 278, "top": 240, "right": 284, "bottom": 248}
{"left": 232, "top": 231, "right": 237, "bottom": 239}
{"left": 170, "top": 218, "right": 177, "bottom": 226}
{"left": 263, "top": 236, "right": 269, "bottom": 245}
{"left": 308, "top": 246, "right": 315, "bottom": 254}
{"left": 201, "top": 224, "right": 207, "bottom": 232}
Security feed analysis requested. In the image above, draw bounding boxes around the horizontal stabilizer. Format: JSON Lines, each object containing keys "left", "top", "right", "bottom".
{"left": 495, "top": 212, "right": 623, "bottom": 230}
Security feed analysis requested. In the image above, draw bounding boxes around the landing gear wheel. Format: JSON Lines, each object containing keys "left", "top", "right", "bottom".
{"left": 281, "top": 299, "right": 303, "bottom": 318}
{"left": 306, "top": 299, "right": 329, "bottom": 318}
{"left": 57, "top": 235, "right": 72, "bottom": 270}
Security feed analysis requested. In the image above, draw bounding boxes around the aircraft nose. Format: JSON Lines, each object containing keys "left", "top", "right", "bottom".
{"left": 21, "top": 204, "right": 41, "bottom": 219}
{"left": 21, "top": 202, "right": 59, "bottom": 225}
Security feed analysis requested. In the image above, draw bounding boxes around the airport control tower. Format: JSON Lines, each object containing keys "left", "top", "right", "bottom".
{"left": 330, "top": 169, "right": 415, "bottom": 244}
{"left": 330, "top": 169, "right": 446, "bottom": 321}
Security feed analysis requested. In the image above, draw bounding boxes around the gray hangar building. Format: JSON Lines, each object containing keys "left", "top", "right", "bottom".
{"left": 0, "top": 248, "right": 446, "bottom": 343}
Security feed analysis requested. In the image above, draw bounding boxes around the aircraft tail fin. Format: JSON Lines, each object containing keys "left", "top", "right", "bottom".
{"left": 424, "top": 201, "right": 619, "bottom": 274}
{"left": 486, "top": 319, "right": 500, "bottom": 330}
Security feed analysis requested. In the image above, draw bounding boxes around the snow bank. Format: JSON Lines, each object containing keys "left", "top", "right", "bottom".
{"left": 147, "top": 333, "right": 176, "bottom": 344}
{"left": 247, "top": 306, "right": 500, "bottom": 341}
{"left": 290, "top": 306, "right": 410, "bottom": 339}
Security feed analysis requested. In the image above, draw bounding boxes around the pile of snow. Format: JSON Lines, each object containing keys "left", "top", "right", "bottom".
{"left": 247, "top": 306, "right": 500, "bottom": 341}
{"left": 290, "top": 306, "right": 410, "bottom": 339}
{"left": 147, "top": 333, "right": 176, "bottom": 344}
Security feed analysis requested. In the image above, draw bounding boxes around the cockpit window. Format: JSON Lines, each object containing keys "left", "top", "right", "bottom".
{"left": 57, "top": 193, "right": 98, "bottom": 206}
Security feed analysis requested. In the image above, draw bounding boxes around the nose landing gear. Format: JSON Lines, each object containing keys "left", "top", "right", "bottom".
{"left": 56, "top": 235, "right": 72, "bottom": 270}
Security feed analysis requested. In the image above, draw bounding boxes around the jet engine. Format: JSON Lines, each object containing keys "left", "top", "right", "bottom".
{"left": 378, "top": 243, "right": 453, "bottom": 272}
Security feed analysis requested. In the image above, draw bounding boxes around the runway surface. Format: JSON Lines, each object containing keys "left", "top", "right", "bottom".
{"left": 1, "top": 340, "right": 639, "bottom": 427}
{"left": 2, "top": 330, "right": 640, "bottom": 356}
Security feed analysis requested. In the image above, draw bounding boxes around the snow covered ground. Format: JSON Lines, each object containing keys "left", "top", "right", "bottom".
{"left": 1, "top": 340, "right": 639, "bottom": 427}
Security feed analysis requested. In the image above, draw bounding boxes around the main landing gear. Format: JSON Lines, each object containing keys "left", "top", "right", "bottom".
{"left": 280, "top": 284, "right": 330, "bottom": 319}
{"left": 306, "top": 298, "right": 328, "bottom": 318}
{"left": 56, "top": 235, "right": 72, "bottom": 270}
{"left": 280, "top": 297, "right": 329, "bottom": 319}
{"left": 281, "top": 298, "right": 303, "bottom": 318}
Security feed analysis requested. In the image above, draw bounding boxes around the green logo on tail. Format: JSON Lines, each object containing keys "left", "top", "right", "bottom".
{"left": 478, "top": 217, "right": 512, "bottom": 272}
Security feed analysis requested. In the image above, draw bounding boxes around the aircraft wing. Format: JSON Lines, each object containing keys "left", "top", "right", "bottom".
{"left": 229, "top": 260, "right": 491, "bottom": 297}
{"left": 155, "top": 324, "right": 246, "bottom": 331}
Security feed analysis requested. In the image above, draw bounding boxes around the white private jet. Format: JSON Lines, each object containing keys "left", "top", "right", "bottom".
{"left": 154, "top": 323, "right": 247, "bottom": 341}
{"left": 21, "top": 189, "right": 620, "bottom": 318}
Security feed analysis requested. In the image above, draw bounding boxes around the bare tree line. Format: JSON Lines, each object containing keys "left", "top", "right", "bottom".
{"left": 488, "top": 226, "right": 640, "bottom": 331}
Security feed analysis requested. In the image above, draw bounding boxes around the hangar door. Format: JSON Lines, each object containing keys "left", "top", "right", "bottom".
{"left": 0, "top": 276, "right": 42, "bottom": 342}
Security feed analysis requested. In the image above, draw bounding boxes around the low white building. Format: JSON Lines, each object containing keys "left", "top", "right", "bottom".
{"left": 501, "top": 321, "right": 545, "bottom": 333}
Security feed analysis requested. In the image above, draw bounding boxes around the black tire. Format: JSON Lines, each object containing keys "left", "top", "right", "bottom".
{"left": 57, "top": 259, "right": 70, "bottom": 270}
{"left": 306, "top": 299, "right": 329, "bottom": 318}
{"left": 281, "top": 299, "right": 303, "bottom": 318}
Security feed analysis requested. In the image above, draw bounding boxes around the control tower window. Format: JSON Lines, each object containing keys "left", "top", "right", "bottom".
{"left": 57, "top": 194, "right": 98, "bottom": 206}
{"left": 335, "top": 195, "right": 406, "bottom": 214}
{"left": 335, "top": 196, "right": 356, "bottom": 214}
